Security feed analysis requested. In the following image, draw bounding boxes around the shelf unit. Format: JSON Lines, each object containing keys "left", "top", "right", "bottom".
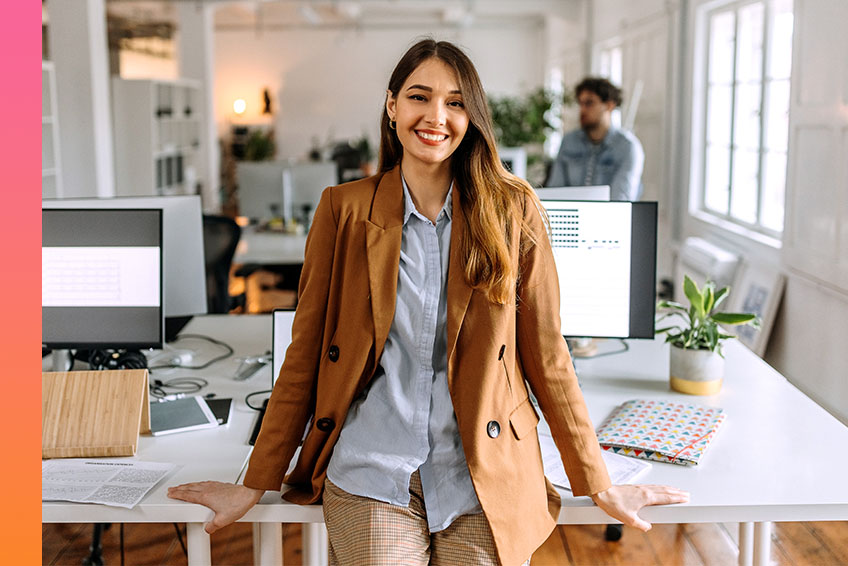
{"left": 42, "top": 61, "right": 63, "bottom": 198}
{"left": 112, "top": 78, "right": 204, "bottom": 196}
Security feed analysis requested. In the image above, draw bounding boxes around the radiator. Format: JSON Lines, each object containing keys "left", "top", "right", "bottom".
{"left": 674, "top": 237, "right": 740, "bottom": 301}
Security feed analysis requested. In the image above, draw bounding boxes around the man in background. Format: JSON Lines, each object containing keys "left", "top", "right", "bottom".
{"left": 547, "top": 77, "right": 644, "bottom": 201}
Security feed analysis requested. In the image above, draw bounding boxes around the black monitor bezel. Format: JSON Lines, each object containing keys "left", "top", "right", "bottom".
{"left": 41, "top": 207, "right": 164, "bottom": 350}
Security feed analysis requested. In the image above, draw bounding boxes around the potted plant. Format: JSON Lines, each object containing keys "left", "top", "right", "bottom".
{"left": 656, "top": 275, "right": 760, "bottom": 395}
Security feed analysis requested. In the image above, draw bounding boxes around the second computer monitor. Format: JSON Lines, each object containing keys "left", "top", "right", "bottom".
{"left": 42, "top": 195, "right": 207, "bottom": 324}
{"left": 540, "top": 199, "right": 657, "bottom": 339}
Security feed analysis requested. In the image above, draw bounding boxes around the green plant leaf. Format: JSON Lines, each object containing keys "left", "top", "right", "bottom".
{"left": 713, "top": 286, "right": 730, "bottom": 309}
{"left": 712, "top": 312, "right": 758, "bottom": 325}
{"left": 703, "top": 282, "right": 715, "bottom": 315}
{"left": 683, "top": 275, "right": 704, "bottom": 319}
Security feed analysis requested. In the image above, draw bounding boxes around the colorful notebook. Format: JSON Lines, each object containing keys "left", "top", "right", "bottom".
{"left": 595, "top": 399, "right": 726, "bottom": 466}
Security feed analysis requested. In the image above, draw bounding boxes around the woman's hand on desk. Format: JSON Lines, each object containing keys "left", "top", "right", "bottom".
{"left": 590, "top": 484, "right": 689, "bottom": 532}
{"left": 167, "top": 481, "right": 264, "bottom": 534}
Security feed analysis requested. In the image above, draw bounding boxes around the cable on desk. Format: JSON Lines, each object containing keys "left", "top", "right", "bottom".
{"left": 245, "top": 389, "right": 272, "bottom": 411}
{"left": 573, "top": 339, "right": 630, "bottom": 359}
{"left": 149, "top": 377, "right": 209, "bottom": 400}
{"left": 147, "top": 334, "right": 234, "bottom": 371}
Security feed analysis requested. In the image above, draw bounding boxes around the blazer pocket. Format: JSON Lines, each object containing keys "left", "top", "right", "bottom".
{"left": 509, "top": 396, "right": 540, "bottom": 440}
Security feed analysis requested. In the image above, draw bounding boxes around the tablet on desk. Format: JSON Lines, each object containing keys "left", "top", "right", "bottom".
{"left": 149, "top": 397, "right": 218, "bottom": 436}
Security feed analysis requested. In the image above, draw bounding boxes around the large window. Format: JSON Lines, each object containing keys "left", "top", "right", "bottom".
{"left": 701, "top": 0, "right": 793, "bottom": 236}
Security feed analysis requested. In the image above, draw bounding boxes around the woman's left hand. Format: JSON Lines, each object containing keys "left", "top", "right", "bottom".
{"left": 590, "top": 484, "right": 689, "bottom": 531}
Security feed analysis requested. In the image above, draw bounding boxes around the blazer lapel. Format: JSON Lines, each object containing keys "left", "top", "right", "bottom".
{"left": 446, "top": 187, "right": 474, "bottom": 381}
{"left": 366, "top": 166, "right": 404, "bottom": 355}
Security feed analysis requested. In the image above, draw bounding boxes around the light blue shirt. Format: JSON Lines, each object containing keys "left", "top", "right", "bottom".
{"left": 548, "top": 126, "right": 644, "bottom": 201}
{"left": 326, "top": 175, "right": 481, "bottom": 532}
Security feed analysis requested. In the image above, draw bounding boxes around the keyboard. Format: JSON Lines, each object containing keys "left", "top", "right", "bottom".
{"left": 248, "top": 398, "right": 269, "bottom": 446}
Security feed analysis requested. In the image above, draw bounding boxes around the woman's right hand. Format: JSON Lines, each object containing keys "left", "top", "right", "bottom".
{"left": 167, "top": 481, "right": 265, "bottom": 534}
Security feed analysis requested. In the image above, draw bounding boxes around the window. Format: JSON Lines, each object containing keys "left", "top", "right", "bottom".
{"left": 700, "top": 0, "right": 793, "bottom": 235}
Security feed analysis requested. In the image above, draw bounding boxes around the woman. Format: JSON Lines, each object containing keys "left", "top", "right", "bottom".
{"left": 169, "top": 39, "right": 687, "bottom": 565}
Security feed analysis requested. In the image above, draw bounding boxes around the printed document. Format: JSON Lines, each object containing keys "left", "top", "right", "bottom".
{"left": 42, "top": 458, "right": 175, "bottom": 509}
{"left": 539, "top": 429, "right": 651, "bottom": 490}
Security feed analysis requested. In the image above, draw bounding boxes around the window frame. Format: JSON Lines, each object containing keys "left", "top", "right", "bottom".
{"left": 696, "top": 0, "right": 790, "bottom": 241}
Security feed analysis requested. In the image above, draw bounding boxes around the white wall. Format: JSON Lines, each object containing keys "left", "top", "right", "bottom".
{"left": 679, "top": 0, "right": 848, "bottom": 423}
{"left": 214, "top": 25, "right": 546, "bottom": 161}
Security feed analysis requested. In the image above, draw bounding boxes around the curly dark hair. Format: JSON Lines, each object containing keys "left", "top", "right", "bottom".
{"left": 575, "top": 77, "right": 623, "bottom": 107}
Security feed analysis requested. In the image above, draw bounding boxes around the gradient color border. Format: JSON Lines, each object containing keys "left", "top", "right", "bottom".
{"left": 1, "top": 2, "right": 41, "bottom": 562}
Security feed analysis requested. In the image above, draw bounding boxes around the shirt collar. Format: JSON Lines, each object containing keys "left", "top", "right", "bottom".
{"left": 581, "top": 125, "right": 619, "bottom": 148}
{"left": 400, "top": 172, "right": 453, "bottom": 225}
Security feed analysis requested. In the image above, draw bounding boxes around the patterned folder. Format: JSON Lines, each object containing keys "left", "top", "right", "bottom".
{"left": 595, "top": 399, "right": 726, "bottom": 466}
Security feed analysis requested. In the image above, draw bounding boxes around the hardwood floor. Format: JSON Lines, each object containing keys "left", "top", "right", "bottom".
{"left": 43, "top": 521, "right": 848, "bottom": 565}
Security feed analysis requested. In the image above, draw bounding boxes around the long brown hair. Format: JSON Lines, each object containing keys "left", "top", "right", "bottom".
{"left": 378, "top": 39, "right": 544, "bottom": 305}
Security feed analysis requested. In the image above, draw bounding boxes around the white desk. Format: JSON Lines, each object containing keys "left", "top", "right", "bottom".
{"left": 234, "top": 227, "right": 307, "bottom": 265}
{"left": 43, "top": 316, "right": 848, "bottom": 566}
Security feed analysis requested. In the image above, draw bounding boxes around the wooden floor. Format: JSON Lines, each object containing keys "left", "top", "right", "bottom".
{"left": 43, "top": 520, "right": 848, "bottom": 565}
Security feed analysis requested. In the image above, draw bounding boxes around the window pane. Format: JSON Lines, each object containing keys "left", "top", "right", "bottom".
{"left": 761, "top": 150, "right": 786, "bottom": 231}
{"left": 769, "top": 0, "right": 794, "bottom": 79}
{"left": 705, "top": 144, "right": 730, "bottom": 214}
{"left": 734, "top": 82, "right": 762, "bottom": 151}
{"left": 765, "top": 78, "right": 790, "bottom": 151}
{"left": 709, "top": 11, "right": 736, "bottom": 84}
{"left": 707, "top": 84, "right": 733, "bottom": 145}
{"left": 610, "top": 47, "right": 622, "bottom": 86}
{"left": 736, "top": 2, "right": 765, "bottom": 82}
{"left": 730, "top": 148, "right": 759, "bottom": 224}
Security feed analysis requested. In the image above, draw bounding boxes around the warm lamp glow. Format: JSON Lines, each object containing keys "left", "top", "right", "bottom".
{"left": 233, "top": 99, "right": 247, "bottom": 115}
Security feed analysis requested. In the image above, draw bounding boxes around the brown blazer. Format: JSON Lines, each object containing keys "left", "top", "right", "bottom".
{"left": 244, "top": 165, "right": 611, "bottom": 566}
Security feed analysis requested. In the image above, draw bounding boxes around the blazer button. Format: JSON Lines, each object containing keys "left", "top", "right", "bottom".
{"left": 316, "top": 418, "right": 335, "bottom": 432}
{"left": 487, "top": 420, "right": 501, "bottom": 438}
{"left": 328, "top": 345, "right": 339, "bottom": 362}
{"left": 498, "top": 344, "right": 506, "bottom": 360}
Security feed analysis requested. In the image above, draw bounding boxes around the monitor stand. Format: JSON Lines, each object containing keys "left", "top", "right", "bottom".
{"left": 51, "top": 349, "right": 73, "bottom": 372}
{"left": 165, "top": 315, "right": 193, "bottom": 343}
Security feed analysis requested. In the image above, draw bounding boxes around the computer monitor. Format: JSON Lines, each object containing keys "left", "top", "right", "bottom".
{"left": 237, "top": 161, "right": 336, "bottom": 224}
{"left": 43, "top": 196, "right": 208, "bottom": 340}
{"left": 498, "top": 146, "right": 527, "bottom": 179}
{"left": 536, "top": 186, "right": 610, "bottom": 201}
{"left": 539, "top": 200, "right": 657, "bottom": 338}
{"left": 42, "top": 208, "right": 163, "bottom": 349}
{"left": 271, "top": 308, "right": 296, "bottom": 386}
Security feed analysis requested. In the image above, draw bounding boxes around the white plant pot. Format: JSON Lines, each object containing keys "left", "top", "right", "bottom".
{"left": 669, "top": 345, "right": 725, "bottom": 395}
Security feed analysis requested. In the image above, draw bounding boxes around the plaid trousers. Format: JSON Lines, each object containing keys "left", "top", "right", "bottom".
{"left": 322, "top": 471, "right": 531, "bottom": 566}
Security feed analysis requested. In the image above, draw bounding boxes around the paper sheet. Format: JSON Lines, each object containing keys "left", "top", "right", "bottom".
{"left": 539, "top": 430, "right": 651, "bottom": 491}
{"left": 42, "top": 459, "right": 175, "bottom": 509}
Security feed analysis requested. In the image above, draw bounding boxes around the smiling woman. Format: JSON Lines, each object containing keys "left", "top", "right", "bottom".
{"left": 168, "top": 38, "right": 688, "bottom": 566}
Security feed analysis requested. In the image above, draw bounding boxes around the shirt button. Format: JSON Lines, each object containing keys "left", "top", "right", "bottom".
{"left": 316, "top": 418, "right": 335, "bottom": 432}
{"left": 487, "top": 420, "right": 501, "bottom": 438}
{"left": 328, "top": 345, "right": 339, "bottom": 362}
{"left": 498, "top": 345, "right": 506, "bottom": 360}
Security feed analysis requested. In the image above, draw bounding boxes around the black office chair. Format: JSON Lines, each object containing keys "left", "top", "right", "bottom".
{"left": 202, "top": 215, "right": 242, "bottom": 314}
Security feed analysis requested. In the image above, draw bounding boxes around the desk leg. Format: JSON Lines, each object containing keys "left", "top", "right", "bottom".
{"left": 252, "top": 523, "right": 262, "bottom": 566}
{"left": 258, "top": 523, "right": 283, "bottom": 565}
{"left": 302, "top": 523, "right": 328, "bottom": 566}
{"left": 185, "top": 523, "right": 211, "bottom": 566}
{"left": 738, "top": 522, "right": 754, "bottom": 566}
{"left": 752, "top": 522, "right": 772, "bottom": 566}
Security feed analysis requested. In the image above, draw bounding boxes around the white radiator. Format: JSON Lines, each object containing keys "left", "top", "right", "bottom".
{"left": 674, "top": 237, "right": 740, "bottom": 301}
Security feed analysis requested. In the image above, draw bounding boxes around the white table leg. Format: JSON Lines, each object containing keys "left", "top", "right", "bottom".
{"left": 252, "top": 523, "right": 262, "bottom": 566}
{"left": 752, "top": 522, "right": 772, "bottom": 566}
{"left": 302, "top": 523, "right": 329, "bottom": 566}
{"left": 186, "top": 523, "right": 211, "bottom": 566}
{"left": 738, "top": 522, "right": 754, "bottom": 566}
{"left": 258, "top": 522, "right": 284, "bottom": 565}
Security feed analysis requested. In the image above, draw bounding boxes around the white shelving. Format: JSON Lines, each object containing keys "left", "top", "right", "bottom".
{"left": 112, "top": 78, "right": 204, "bottom": 197}
{"left": 42, "top": 61, "right": 63, "bottom": 199}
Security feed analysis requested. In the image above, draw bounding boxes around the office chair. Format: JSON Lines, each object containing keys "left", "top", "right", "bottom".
{"left": 202, "top": 215, "right": 242, "bottom": 313}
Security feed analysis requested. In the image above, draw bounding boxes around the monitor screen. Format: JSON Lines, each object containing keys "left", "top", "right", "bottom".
{"left": 42, "top": 208, "right": 163, "bottom": 349}
{"left": 271, "top": 308, "right": 296, "bottom": 386}
{"left": 540, "top": 200, "right": 657, "bottom": 339}
{"left": 43, "top": 196, "right": 207, "bottom": 323}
